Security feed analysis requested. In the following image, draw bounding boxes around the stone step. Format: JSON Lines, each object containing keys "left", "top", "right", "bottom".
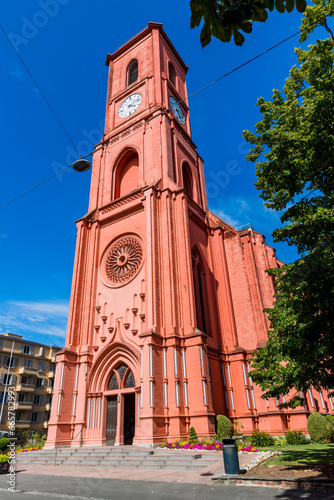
{"left": 15, "top": 448, "right": 219, "bottom": 470}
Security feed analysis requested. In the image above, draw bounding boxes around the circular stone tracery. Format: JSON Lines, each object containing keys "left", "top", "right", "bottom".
{"left": 105, "top": 236, "right": 143, "bottom": 285}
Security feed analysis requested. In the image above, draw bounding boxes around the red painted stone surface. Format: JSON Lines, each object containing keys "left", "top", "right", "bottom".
{"left": 45, "top": 23, "right": 333, "bottom": 448}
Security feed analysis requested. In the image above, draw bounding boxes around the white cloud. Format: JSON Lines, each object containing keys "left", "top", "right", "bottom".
{"left": 236, "top": 199, "right": 251, "bottom": 211}
{"left": 212, "top": 209, "right": 239, "bottom": 227}
{"left": 0, "top": 300, "right": 69, "bottom": 342}
{"left": 10, "top": 301, "right": 69, "bottom": 316}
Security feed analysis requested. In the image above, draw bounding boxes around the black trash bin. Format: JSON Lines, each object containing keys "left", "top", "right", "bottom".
{"left": 222, "top": 439, "right": 240, "bottom": 475}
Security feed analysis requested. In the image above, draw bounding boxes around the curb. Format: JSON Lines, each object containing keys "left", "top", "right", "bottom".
{"left": 211, "top": 474, "right": 334, "bottom": 491}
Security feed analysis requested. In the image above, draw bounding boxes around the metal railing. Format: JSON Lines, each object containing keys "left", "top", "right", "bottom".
{"left": 54, "top": 428, "right": 83, "bottom": 466}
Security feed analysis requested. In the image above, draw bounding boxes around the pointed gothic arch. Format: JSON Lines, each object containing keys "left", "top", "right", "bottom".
{"left": 107, "top": 362, "right": 136, "bottom": 391}
{"left": 182, "top": 162, "right": 193, "bottom": 198}
{"left": 88, "top": 341, "right": 140, "bottom": 394}
{"left": 168, "top": 61, "right": 176, "bottom": 87}
{"left": 191, "top": 246, "right": 210, "bottom": 335}
{"left": 114, "top": 149, "right": 140, "bottom": 199}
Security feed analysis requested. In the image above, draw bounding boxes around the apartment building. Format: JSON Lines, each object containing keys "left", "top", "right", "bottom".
{"left": 0, "top": 333, "right": 61, "bottom": 434}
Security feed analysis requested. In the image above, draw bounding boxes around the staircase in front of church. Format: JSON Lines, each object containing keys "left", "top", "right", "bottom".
{"left": 16, "top": 446, "right": 221, "bottom": 470}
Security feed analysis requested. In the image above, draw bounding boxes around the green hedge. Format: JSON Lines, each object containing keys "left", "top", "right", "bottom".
{"left": 307, "top": 412, "right": 333, "bottom": 442}
{"left": 285, "top": 430, "right": 309, "bottom": 445}
{"left": 0, "top": 438, "right": 9, "bottom": 451}
{"left": 250, "top": 431, "right": 275, "bottom": 447}
{"left": 326, "top": 414, "right": 334, "bottom": 427}
{"left": 216, "top": 415, "right": 233, "bottom": 439}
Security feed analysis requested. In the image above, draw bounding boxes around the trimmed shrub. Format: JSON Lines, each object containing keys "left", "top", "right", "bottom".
{"left": 326, "top": 414, "right": 334, "bottom": 427}
{"left": 188, "top": 427, "right": 198, "bottom": 444}
{"left": 0, "top": 455, "right": 9, "bottom": 463}
{"left": 250, "top": 431, "right": 275, "bottom": 447}
{"left": 285, "top": 430, "right": 309, "bottom": 445}
{"left": 307, "top": 412, "right": 334, "bottom": 443}
{"left": 216, "top": 415, "right": 233, "bottom": 439}
{"left": 0, "top": 438, "right": 9, "bottom": 451}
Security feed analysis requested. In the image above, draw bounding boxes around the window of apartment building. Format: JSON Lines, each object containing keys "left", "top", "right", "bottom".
{"left": 18, "top": 393, "right": 26, "bottom": 403}
{"left": 38, "top": 347, "right": 45, "bottom": 357}
{"left": 15, "top": 412, "right": 21, "bottom": 422}
{"left": 45, "top": 412, "right": 50, "bottom": 422}
{"left": 4, "top": 356, "right": 17, "bottom": 368}
{"left": 21, "top": 345, "right": 34, "bottom": 355}
{"left": 31, "top": 412, "right": 39, "bottom": 423}
{"left": 38, "top": 361, "right": 46, "bottom": 372}
{"left": 0, "top": 392, "right": 9, "bottom": 404}
{"left": 23, "top": 359, "right": 34, "bottom": 368}
{"left": 36, "top": 378, "right": 45, "bottom": 388}
{"left": 20, "top": 376, "right": 31, "bottom": 385}
{"left": 33, "top": 395, "right": 42, "bottom": 405}
{"left": 49, "top": 379, "right": 54, "bottom": 389}
{"left": 0, "top": 373, "right": 16, "bottom": 385}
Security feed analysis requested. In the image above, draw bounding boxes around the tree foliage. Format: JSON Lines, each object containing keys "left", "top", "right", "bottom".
{"left": 243, "top": 0, "right": 334, "bottom": 408}
{"left": 190, "top": 0, "right": 307, "bottom": 47}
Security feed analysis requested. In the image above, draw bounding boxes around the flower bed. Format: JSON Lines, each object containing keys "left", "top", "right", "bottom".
{"left": 162, "top": 441, "right": 223, "bottom": 451}
{"left": 240, "top": 445, "right": 258, "bottom": 453}
{"left": 15, "top": 447, "right": 43, "bottom": 453}
{"left": 161, "top": 442, "right": 258, "bottom": 453}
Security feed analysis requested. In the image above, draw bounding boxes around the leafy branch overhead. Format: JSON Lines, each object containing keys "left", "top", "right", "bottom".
{"left": 190, "top": 0, "right": 307, "bottom": 47}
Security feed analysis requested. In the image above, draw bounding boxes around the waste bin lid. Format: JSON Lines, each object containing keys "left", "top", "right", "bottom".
{"left": 222, "top": 439, "right": 236, "bottom": 445}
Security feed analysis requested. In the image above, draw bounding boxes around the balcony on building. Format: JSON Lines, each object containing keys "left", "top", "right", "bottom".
{"left": 45, "top": 403, "right": 51, "bottom": 411}
{"left": 43, "top": 420, "right": 48, "bottom": 429}
{"left": 15, "top": 421, "right": 31, "bottom": 429}
{"left": 19, "top": 366, "right": 38, "bottom": 376}
{"left": 15, "top": 401, "right": 33, "bottom": 411}
{"left": 16, "top": 384, "right": 35, "bottom": 392}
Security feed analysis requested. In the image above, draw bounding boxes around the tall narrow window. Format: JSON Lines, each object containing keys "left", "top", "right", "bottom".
{"left": 128, "top": 60, "right": 138, "bottom": 85}
{"left": 182, "top": 163, "right": 193, "bottom": 198}
{"left": 168, "top": 62, "right": 176, "bottom": 87}
{"left": 115, "top": 150, "right": 140, "bottom": 199}
{"left": 191, "top": 247, "right": 209, "bottom": 334}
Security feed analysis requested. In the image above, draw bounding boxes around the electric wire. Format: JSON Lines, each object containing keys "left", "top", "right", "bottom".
{"left": 0, "top": 14, "right": 330, "bottom": 211}
{"left": 0, "top": 24, "right": 81, "bottom": 157}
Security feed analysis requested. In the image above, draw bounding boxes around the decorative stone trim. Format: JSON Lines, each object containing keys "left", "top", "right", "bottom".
{"left": 100, "top": 191, "right": 143, "bottom": 214}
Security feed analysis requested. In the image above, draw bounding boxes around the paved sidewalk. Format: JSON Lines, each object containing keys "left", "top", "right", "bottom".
{"left": 15, "top": 451, "right": 258, "bottom": 484}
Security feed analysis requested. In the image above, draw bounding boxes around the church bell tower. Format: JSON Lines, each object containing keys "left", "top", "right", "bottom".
{"left": 46, "top": 23, "right": 216, "bottom": 447}
{"left": 45, "top": 22, "right": 319, "bottom": 447}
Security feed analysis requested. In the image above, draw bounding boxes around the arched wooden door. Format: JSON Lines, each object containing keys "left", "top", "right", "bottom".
{"left": 105, "top": 363, "right": 136, "bottom": 445}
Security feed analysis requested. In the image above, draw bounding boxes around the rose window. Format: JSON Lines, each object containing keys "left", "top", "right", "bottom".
{"left": 105, "top": 236, "right": 143, "bottom": 285}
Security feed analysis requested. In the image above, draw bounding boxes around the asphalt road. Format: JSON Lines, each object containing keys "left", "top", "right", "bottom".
{"left": 0, "top": 475, "right": 334, "bottom": 500}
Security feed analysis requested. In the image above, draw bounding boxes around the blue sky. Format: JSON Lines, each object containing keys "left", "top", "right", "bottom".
{"left": 0, "top": 1, "right": 326, "bottom": 346}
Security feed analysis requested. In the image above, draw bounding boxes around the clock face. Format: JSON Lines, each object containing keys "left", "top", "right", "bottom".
{"left": 118, "top": 93, "right": 142, "bottom": 118}
{"left": 169, "top": 96, "right": 185, "bottom": 124}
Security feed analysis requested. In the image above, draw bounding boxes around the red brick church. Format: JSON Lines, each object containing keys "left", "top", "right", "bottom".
{"left": 45, "top": 23, "right": 333, "bottom": 448}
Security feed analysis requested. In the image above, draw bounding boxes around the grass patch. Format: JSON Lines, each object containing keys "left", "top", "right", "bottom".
{"left": 257, "top": 443, "right": 334, "bottom": 466}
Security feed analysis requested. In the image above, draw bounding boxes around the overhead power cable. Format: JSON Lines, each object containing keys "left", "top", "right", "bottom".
{"left": 0, "top": 24, "right": 81, "bottom": 157}
{"left": 0, "top": 14, "right": 329, "bottom": 211}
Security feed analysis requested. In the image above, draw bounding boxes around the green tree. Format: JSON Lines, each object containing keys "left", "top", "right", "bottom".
{"left": 243, "top": 0, "right": 334, "bottom": 408}
{"left": 190, "top": 0, "right": 307, "bottom": 47}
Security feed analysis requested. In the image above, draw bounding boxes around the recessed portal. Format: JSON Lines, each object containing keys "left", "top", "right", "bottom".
{"left": 123, "top": 393, "right": 135, "bottom": 445}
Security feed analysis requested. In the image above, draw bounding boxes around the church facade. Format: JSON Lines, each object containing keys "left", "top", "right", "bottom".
{"left": 45, "top": 23, "right": 333, "bottom": 447}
